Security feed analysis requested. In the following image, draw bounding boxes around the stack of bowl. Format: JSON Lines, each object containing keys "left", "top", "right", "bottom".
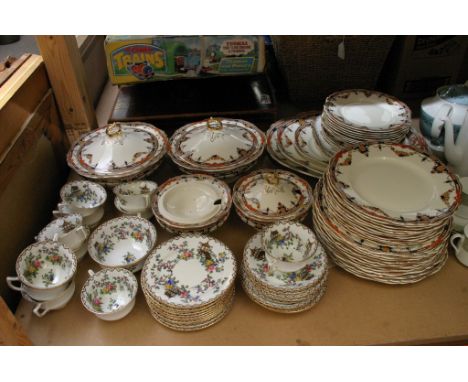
{"left": 241, "top": 222, "right": 328, "bottom": 313}
{"left": 67, "top": 122, "right": 168, "bottom": 187}
{"left": 169, "top": 117, "right": 265, "bottom": 182}
{"left": 141, "top": 235, "right": 237, "bottom": 331}
{"left": 152, "top": 174, "right": 232, "bottom": 234}
{"left": 312, "top": 142, "right": 461, "bottom": 284}
{"left": 6, "top": 241, "right": 77, "bottom": 317}
{"left": 233, "top": 169, "right": 313, "bottom": 229}
{"left": 87, "top": 216, "right": 157, "bottom": 273}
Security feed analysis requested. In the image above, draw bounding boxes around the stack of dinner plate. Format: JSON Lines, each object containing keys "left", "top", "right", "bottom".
{"left": 321, "top": 89, "right": 411, "bottom": 146}
{"left": 141, "top": 235, "right": 237, "bottom": 331}
{"left": 169, "top": 117, "right": 266, "bottom": 182}
{"left": 241, "top": 222, "right": 328, "bottom": 313}
{"left": 151, "top": 174, "right": 232, "bottom": 234}
{"left": 312, "top": 142, "right": 461, "bottom": 284}
{"left": 67, "top": 122, "right": 168, "bottom": 187}
{"left": 233, "top": 169, "right": 313, "bottom": 230}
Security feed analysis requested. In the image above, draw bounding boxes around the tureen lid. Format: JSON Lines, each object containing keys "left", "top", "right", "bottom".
{"left": 169, "top": 117, "right": 266, "bottom": 172}
{"left": 67, "top": 122, "right": 168, "bottom": 180}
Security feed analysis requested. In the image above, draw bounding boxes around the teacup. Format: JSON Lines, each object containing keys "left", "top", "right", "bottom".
{"left": 23, "top": 280, "right": 76, "bottom": 318}
{"left": 113, "top": 180, "right": 157, "bottom": 211}
{"left": 450, "top": 224, "right": 468, "bottom": 267}
{"left": 36, "top": 214, "right": 89, "bottom": 251}
{"left": 59, "top": 180, "right": 107, "bottom": 217}
{"left": 81, "top": 268, "right": 138, "bottom": 321}
{"left": 6, "top": 241, "right": 77, "bottom": 301}
{"left": 88, "top": 216, "right": 157, "bottom": 273}
{"left": 262, "top": 222, "right": 318, "bottom": 273}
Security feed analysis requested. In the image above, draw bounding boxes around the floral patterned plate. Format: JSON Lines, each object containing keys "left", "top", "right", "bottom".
{"left": 88, "top": 216, "right": 157, "bottom": 271}
{"left": 243, "top": 231, "right": 327, "bottom": 290}
{"left": 15, "top": 241, "right": 77, "bottom": 289}
{"left": 233, "top": 169, "right": 313, "bottom": 221}
{"left": 331, "top": 143, "right": 461, "bottom": 222}
{"left": 81, "top": 268, "right": 138, "bottom": 320}
{"left": 142, "top": 235, "right": 236, "bottom": 307}
{"left": 169, "top": 117, "right": 265, "bottom": 173}
{"left": 67, "top": 122, "right": 168, "bottom": 181}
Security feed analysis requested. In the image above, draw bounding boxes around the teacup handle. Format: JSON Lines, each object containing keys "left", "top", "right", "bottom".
{"left": 88, "top": 269, "right": 95, "bottom": 277}
{"left": 33, "top": 302, "right": 48, "bottom": 318}
{"left": 450, "top": 233, "right": 464, "bottom": 253}
{"left": 143, "top": 193, "right": 151, "bottom": 208}
{"left": 74, "top": 226, "right": 90, "bottom": 241}
{"left": 53, "top": 203, "right": 73, "bottom": 217}
{"left": 430, "top": 104, "right": 453, "bottom": 139}
{"left": 6, "top": 276, "right": 22, "bottom": 292}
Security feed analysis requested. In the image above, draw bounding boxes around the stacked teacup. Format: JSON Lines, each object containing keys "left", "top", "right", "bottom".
{"left": 113, "top": 180, "right": 157, "bottom": 220}
{"left": 54, "top": 180, "right": 107, "bottom": 228}
{"left": 241, "top": 221, "right": 328, "bottom": 313}
{"left": 6, "top": 241, "right": 77, "bottom": 317}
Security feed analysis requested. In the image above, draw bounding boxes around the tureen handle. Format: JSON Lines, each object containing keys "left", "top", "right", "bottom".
{"left": 106, "top": 123, "right": 122, "bottom": 137}
{"left": 205, "top": 117, "right": 223, "bottom": 131}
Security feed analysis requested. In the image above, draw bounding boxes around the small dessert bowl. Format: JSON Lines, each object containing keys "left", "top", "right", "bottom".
{"left": 59, "top": 180, "right": 107, "bottom": 217}
{"left": 81, "top": 268, "right": 138, "bottom": 321}
{"left": 88, "top": 216, "right": 157, "bottom": 273}
{"left": 36, "top": 214, "right": 89, "bottom": 252}
{"left": 113, "top": 180, "right": 157, "bottom": 212}
{"left": 262, "top": 221, "right": 318, "bottom": 273}
{"left": 6, "top": 241, "right": 77, "bottom": 301}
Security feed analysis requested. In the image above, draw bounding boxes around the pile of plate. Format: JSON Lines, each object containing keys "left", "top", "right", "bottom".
{"left": 322, "top": 89, "right": 412, "bottom": 146}
{"left": 151, "top": 174, "right": 232, "bottom": 234}
{"left": 169, "top": 117, "right": 265, "bottom": 182}
{"left": 141, "top": 235, "right": 237, "bottom": 331}
{"left": 67, "top": 122, "right": 168, "bottom": 187}
{"left": 312, "top": 142, "right": 462, "bottom": 284}
{"left": 233, "top": 169, "right": 313, "bottom": 230}
{"left": 241, "top": 222, "right": 328, "bottom": 313}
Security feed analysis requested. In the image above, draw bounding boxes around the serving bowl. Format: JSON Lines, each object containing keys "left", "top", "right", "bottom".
{"left": 88, "top": 216, "right": 157, "bottom": 272}
{"left": 81, "top": 268, "right": 138, "bottom": 321}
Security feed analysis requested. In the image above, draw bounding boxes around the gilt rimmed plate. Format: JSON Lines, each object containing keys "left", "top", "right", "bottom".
{"left": 330, "top": 143, "right": 461, "bottom": 222}
{"left": 324, "top": 89, "right": 411, "bottom": 132}
{"left": 294, "top": 117, "right": 330, "bottom": 163}
{"left": 142, "top": 235, "right": 236, "bottom": 307}
{"left": 67, "top": 122, "right": 168, "bottom": 180}
{"left": 152, "top": 174, "right": 231, "bottom": 228}
{"left": 233, "top": 169, "right": 313, "bottom": 220}
{"left": 169, "top": 117, "right": 265, "bottom": 173}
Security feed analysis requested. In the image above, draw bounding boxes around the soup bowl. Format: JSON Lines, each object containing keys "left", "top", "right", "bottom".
{"left": 59, "top": 180, "right": 107, "bottom": 217}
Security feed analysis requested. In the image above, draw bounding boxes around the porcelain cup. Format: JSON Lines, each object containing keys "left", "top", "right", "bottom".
{"left": 450, "top": 224, "right": 468, "bottom": 267}
{"left": 57, "top": 225, "right": 89, "bottom": 251}
{"left": 59, "top": 181, "right": 107, "bottom": 217}
{"left": 113, "top": 181, "right": 157, "bottom": 211}
{"left": 262, "top": 222, "right": 318, "bottom": 273}
{"left": 6, "top": 241, "right": 77, "bottom": 301}
{"left": 81, "top": 268, "right": 138, "bottom": 321}
{"left": 36, "top": 214, "right": 89, "bottom": 251}
{"left": 26, "top": 280, "right": 76, "bottom": 317}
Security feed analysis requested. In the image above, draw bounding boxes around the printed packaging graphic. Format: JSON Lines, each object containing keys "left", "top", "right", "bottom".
{"left": 105, "top": 35, "right": 265, "bottom": 85}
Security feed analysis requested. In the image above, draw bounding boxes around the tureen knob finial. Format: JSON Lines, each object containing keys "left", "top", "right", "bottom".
{"left": 206, "top": 117, "right": 223, "bottom": 131}
{"left": 106, "top": 122, "right": 122, "bottom": 137}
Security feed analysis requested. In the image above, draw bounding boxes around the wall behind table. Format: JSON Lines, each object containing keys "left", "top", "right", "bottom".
{"left": 0, "top": 136, "right": 61, "bottom": 310}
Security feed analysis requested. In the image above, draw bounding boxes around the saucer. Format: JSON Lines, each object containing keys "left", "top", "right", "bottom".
{"left": 83, "top": 206, "right": 105, "bottom": 228}
{"left": 114, "top": 196, "right": 153, "bottom": 219}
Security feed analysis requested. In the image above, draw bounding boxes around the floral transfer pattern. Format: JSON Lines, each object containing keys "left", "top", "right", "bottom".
{"left": 63, "top": 183, "right": 100, "bottom": 206}
{"left": 143, "top": 236, "right": 236, "bottom": 305}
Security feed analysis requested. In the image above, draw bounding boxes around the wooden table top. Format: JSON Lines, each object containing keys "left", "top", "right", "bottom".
{"left": 15, "top": 155, "right": 468, "bottom": 345}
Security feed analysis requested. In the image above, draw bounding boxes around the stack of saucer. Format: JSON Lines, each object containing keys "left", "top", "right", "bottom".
{"left": 312, "top": 142, "right": 461, "bottom": 284}
{"left": 36, "top": 214, "right": 89, "bottom": 261}
{"left": 233, "top": 169, "right": 313, "bottom": 230}
{"left": 169, "top": 117, "right": 265, "bottom": 182}
{"left": 241, "top": 222, "right": 328, "bottom": 313}
{"left": 113, "top": 180, "right": 157, "bottom": 219}
{"left": 322, "top": 89, "right": 411, "bottom": 146}
{"left": 6, "top": 241, "right": 77, "bottom": 317}
{"left": 54, "top": 180, "right": 107, "bottom": 228}
{"left": 152, "top": 174, "right": 232, "bottom": 234}
{"left": 141, "top": 235, "right": 237, "bottom": 331}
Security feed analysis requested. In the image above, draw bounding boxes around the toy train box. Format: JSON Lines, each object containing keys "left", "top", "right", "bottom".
{"left": 104, "top": 35, "right": 265, "bottom": 85}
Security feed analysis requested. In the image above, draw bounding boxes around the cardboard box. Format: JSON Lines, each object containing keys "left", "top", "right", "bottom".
{"left": 105, "top": 35, "right": 265, "bottom": 85}
{"left": 380, "top": 36, "right": 468, "bottom": 99}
